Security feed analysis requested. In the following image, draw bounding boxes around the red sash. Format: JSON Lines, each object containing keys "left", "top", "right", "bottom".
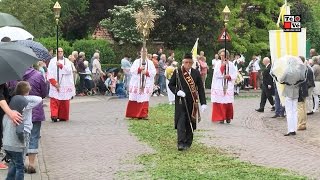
{"left": 181, "top": 67, "right": 201, "bottom": 123}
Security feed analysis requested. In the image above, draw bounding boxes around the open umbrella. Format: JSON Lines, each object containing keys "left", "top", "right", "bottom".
{"left": 0, "top": 26, "right": 33, "bottom": 41}
{"left": 14, "top": 40, "right": 52, "bottom": 61}
{"left": 0, "top": 12, "right": 24, "bottom": 28}
{"left": 0, "top": 42, "right": 38, "bottom": 84}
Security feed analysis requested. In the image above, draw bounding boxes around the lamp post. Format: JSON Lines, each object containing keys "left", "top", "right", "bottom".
{"left": 53, "top": 1, "right": 61, "bottom": 83}
{"left": 222, "top": 5, "right": 230, "bottom": 95}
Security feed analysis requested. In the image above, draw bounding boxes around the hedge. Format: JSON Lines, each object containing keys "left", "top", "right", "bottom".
{"left": 37, "top": 37, "right": 73, "bottom": 56}
{"left": 73, "top": 39, "right": 115, "bottom": 64}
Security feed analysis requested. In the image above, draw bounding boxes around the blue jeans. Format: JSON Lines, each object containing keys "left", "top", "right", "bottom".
{"left": 28, "top": 122, "right": 42, "bottom": 154}
{"left": 158, "top": 74, "right": 166, "bottom": 93}
{"left": 274, "top": 86, "right": 285, "bottom": 116}
{"left": 5, "top": 150, "right": 24, "bottom": 180}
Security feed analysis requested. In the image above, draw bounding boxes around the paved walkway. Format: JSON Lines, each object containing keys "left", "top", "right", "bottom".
{"left": 1, "top": 91, "right": 320, "bottom": 179}
{"left": 0, "top": 96, "right": 167, "bottom": 180}
{"left": 199, "top": 97, "right": 320, "bottom": 179}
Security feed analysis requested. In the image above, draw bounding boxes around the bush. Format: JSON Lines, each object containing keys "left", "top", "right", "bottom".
{"left": 37, "top": 37, "right": 73, "bottom": 57}
{"left": 72, "top": 39, "right": 116, "bottom": 64}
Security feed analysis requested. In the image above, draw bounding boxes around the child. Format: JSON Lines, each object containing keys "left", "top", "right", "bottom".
{"left": 2, "top": 81, "right": 42, "bottom": 180}
{"left": 83, "top": 61, "right": 95, "bottom": 95}
{"left": 105, "top": 72, "right": 117, "bottom": 95}
{"left": 115, "top": 72, "right": 127, "bottom": 98}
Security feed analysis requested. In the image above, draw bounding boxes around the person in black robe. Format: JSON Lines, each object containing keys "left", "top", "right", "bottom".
{"left": 168, "top": 53, "right": 206, "bottom": 151}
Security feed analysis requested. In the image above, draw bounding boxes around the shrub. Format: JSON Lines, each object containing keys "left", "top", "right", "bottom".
{"left": 37, "top": 37, "right": 73, "bottom": 56}
{"left": 72, "top": 39, "right": 116, "bottom": 64}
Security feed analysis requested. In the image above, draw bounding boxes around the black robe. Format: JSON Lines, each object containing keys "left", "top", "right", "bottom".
{"left": 262, "top": 64, "right": 275, "bottom": 96}
{"left": 168, "top": 68, "right": 206, "bottom": 130}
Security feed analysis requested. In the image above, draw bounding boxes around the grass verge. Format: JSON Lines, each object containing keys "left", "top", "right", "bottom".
{"left": 126, "top": 104, "right": 306, "bottom": 180}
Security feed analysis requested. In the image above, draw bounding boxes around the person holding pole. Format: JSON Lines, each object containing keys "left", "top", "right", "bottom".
{"left": 169, "top": 53, "right": 206, "bottom": 151}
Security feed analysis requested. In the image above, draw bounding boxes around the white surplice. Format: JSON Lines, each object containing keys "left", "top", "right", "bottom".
{"left": 47, "top": 57, "right": 76, "bottom": 100}
{"left": 211, "top": 61, "right": 237, "bottom": 103}
{"left": 128, "top": 58, "right": 156, "bottom": 103}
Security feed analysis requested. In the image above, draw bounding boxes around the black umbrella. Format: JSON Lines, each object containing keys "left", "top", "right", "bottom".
{"left": 0, "top": 42, "right": 38, "bottom": 84}
{"left": 0, "top": 12, "right": 24, "bottom": 28}
{"left": 14, "top": 40, "right": 52, "bottom": 61}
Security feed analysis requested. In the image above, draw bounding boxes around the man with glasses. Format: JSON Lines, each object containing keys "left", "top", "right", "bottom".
{"left": 47, "top": 47, "right": 75, "bottom": 122}
{"left": 168, "top": 53, "right": 207, "bottom": 151}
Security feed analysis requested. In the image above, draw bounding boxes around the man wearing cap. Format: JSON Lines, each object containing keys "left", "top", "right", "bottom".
{"left": 125, "top": 48, "right": 156, "bottom": 119}
{"left": 169, "top": 53, "right": 207, "bottom": 151}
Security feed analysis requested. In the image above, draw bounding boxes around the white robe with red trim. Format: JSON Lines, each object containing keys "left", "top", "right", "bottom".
{"left": 47, "top": 57, "right": 75, "bottom": 100}
{"left": 128, "top": 58, "right": 156, "bottom": 103}
{"left": 211, "top": 61, "right": 237, "bottom": 103}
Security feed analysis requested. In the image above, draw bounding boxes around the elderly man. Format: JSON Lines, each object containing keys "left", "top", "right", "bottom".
{"left": 47, "top": 47, "right": 75, "bottom": 122}
{"left": 158, "top": 54, "right": 167, "bottom": 95}
{"left": 168, "top": 53, "right": 206, "bottom": 151}
{"left": 256, "top": 57, "right": 275, "bottom": 113}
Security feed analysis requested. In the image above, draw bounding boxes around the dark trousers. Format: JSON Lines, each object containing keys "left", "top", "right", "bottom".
{"left": 177, "top": 111, "right": 193, "bottom": 147}
{"left": 79, "top": 74, "right": 86, "bottom": 93}
{"left": 260, "top": 88, "right": 274, "bottom": 109}
{"left": 5, "top": 150, "right": 24, "bottom": 180}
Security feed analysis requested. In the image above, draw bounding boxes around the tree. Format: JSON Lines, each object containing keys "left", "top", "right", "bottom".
{"left": 0, "top": 0, "right": 55, "bottom": 38}
{"left": 100, "top": 0, "right": 165, "bottom": 44}
{"left": 291, "top": 0, "right": 320, "bottom": 50}
{"left": 55, "top": 0, "right": 90, "bottom": 40}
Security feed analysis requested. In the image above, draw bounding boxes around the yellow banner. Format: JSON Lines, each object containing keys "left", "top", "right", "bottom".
{"left": 269, "top": 28, "right": 306, "bottom": 104}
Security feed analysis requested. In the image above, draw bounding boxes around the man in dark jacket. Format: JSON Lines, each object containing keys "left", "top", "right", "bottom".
{"left": 256, "top": 57, "right": 275, "bottom": 112}
{"left": 168, "top": 53, "right": 206, "bottom": 151}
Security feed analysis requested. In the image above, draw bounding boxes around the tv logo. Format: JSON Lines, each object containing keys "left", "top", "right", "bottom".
{"left": 283, "top": 15, "right": 301, "bottom": 32}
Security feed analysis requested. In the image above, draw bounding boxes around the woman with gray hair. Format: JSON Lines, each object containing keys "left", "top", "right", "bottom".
{"left": 279, "top": 56, "right": 306, "bottom": 136}
{"left": 92, "top": 52, "right": 105, "bottom": 93}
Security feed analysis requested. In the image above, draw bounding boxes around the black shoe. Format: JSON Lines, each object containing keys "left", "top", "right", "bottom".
{"left": 271, "top": 106, "right": 275, "bottom": 111}
{"left": 255, "top": 108, "right": 264, "bottom": 112}
{"left": 284, "top": 132, "right": 296, "bottom": 136}
{"left": 226, "top": 119, "right": 231, "bottom": 124}
{"left": 219, "top": 121, "right": 225, "bottom": 124}
{"left": 178, "top": 145, "right": 185, "bottom": 151}
{"left": 271, "top": 115, "right": 280, "bottom": 118}
{"left": 307, "top": 112, "right": 314, "bottom": 115}
{"left": 51, "top": 117, "right": 58, "bottom": 122}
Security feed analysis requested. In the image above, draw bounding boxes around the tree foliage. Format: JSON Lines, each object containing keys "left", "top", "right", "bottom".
{"left": 100, "top": 0, "right": 165, "bottom": 44}
{"left": 0, "top": 0, "right": 55, "bottom": 38}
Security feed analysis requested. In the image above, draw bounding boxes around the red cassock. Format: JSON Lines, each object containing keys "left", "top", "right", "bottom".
{"left": 211, "top": 103, "right": 233, "bottom": 122}
{"left": 125, "top": 101, "right": 149, "bottom": 118}
{"left": 50, "top": 98, "right": 70, "bottom": 121}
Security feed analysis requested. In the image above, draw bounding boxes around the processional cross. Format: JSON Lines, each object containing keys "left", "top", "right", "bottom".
{"left": 133, "top": 4, "right": 159, "bottom": 89}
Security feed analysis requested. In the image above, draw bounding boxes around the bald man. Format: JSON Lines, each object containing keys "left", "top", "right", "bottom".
{"left": 256, "top": 57, "right": 275, "bottom": 113}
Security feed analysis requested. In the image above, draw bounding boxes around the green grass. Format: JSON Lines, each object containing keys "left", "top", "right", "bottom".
{"left": 124, "top": 104, "right": 307, "bottom": 180}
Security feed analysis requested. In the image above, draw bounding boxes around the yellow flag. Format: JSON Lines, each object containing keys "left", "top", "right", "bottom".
{"left": 191, "top": 38, "right": 199, "bottom": 59}
{"left": 276, "top": 0, "right": 290, "bottom": 28}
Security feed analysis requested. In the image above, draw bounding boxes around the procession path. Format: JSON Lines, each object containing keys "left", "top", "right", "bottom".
{"left": 0, "top": 96, "right": 167, "bottom": 180}
{"left": 1, "top": 92, "right": 320, "bottom": 179}
{"left": 199, "top": 97, "right": 320, "bottom": 179}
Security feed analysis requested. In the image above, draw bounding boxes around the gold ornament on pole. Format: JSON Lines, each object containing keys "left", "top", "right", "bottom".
{"left": 53, "top": 1, "right": 61, "bottom": 83}
{"left": 222, "top": 5, "right": 231, "bottom": 95}
{"left": 133, "top": 3, "right": 159, "bottom": 89}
